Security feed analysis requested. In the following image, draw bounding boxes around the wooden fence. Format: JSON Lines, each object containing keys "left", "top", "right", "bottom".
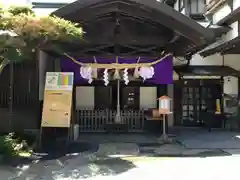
{"left": 0, "top": 61, "right": 39, "bottom": 132}
{"left": 75, "top": 109, "right": 145, "bottom": 132}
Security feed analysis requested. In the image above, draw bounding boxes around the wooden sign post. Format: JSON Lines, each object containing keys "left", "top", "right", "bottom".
{"left": 39, "top": 72, "right": 74, "bottom": 147}
{"left": 158, "top": 95, "right": 172, "bottom": 141}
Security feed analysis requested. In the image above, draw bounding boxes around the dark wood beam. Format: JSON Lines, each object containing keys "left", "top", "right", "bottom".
{"left": 199, "top": 36, "right": 240, "bottom": 57}
{"left": 75, "top": 44, "right": 113, "bottom": 54}
{"left": 165, "top": 37, "right": 195, "bottom": 55}
{"left": 52, "top": 0, "right": 213, "bottom": 44}
{"left": 74, "top": 10, "right": 201, "bottom": 45}
{"left": 169, "top": 33, "right": 181, "bottom": 43}
{"left": 121, "top": 45, "right": 160, "bottom": 56}
{"left": 84, "top": 35, "right": 169, "bottom": 45}
{"left": 66, "top": 50, "right": 186, "bottom": 57}
{"left": 82, "top": 11, "right": 169, "bottom": 31}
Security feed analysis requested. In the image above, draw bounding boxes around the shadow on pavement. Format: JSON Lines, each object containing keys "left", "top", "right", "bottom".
{"left": 51, "top": 157, "right": 136, "bottom": 179}
{"left": 0, "top": 141, "right": 98, "bottom": 167}
{"left": 34, "top": 141, "right": 99, "bottom": 161}
{"left": 1, "top": 141, "right": 137, "bottom": 179}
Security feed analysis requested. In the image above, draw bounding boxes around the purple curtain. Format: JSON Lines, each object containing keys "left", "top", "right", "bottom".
{"left": 60, "top": 55, "right": 173, "bottom": 84}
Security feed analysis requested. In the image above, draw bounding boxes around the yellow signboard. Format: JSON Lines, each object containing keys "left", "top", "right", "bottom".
{"left": 41, "top": 72, "right": 74, "bottom": 128}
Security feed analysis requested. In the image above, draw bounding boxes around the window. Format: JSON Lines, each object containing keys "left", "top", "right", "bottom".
{"left": 121, "top": 87, "right": 139, "bottom": 109}
{"left": 188, "top": 0, "right": 206, "bottom": 15}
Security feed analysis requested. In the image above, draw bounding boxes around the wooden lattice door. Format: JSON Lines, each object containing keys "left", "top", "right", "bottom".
{"left": 175, "top": 80, "right": 222, "bottom": 127}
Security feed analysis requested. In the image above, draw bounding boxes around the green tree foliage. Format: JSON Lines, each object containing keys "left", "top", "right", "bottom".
{"left": 0, "top": 5, "right": 83, "bottom": 73}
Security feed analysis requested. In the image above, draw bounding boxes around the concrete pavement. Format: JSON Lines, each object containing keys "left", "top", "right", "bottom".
{"left": 1, "top": 152, "right": 239, "bottom": 180}
{"left": 0, "top": 141, "right": 237, "bottom": 180}
{"left": 1, "top": 129, "right": 240, "bottom": 179}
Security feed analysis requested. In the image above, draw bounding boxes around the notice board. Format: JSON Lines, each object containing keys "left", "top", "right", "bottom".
{"left": 41, "top": 72, "right": 74, "bottom": 128}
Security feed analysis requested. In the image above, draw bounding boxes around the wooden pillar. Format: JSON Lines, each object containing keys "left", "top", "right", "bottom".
{"left": 37, "top": 50, "right": 48, "bottom": 129}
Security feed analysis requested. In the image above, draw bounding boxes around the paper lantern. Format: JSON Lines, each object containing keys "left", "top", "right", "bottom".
{"left": 158, "top": 95, "right": 172, "bottom": 114}
{"left": 139, "top": 66, "right": 154, "bottom": 81}
{"left": 80, "top": 66, "right": 93, "bottom": 83}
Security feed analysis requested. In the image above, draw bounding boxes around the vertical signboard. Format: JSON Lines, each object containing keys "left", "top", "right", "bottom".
{"left": 41, "top": 72, "right": 74, "bottom": 128}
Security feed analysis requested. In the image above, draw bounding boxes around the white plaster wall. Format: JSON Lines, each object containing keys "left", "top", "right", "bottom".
{"left": 190, "top": 54, "right": 240, "bottom": 96}
{"left": 190, "top": 54, "right": 222, "bottom": 65}
{"left": 212, "top": 4, "right": 231, "bottom": 24}
{"left": 233, "top": 0, "right": 240, "bottom": 10}
{"left": 140, "top": 87, "right": 157, "bottom": 109}
{"left": 223, "top": 55, "right": 240, "bottom": 95}
{"left": 76, "top": 87, "right": 95, "bottom": 109}
{"left": 224, "top": 76, "right": 238, "bottom": 95}
{"left": 211, "top": 1, "right": 240, "bottom": 24}
{"left": 224, "top": 55, "right": 240, "bottom": 70}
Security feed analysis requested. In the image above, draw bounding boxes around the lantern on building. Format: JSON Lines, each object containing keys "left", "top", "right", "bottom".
{"left": 157, "top": 95, "right": 172, "bottom": 141}
{"left": 158, "top": 95, "right": 172, "bottom": 115}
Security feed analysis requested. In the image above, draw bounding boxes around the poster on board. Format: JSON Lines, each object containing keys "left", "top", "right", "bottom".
{"left": 41, "top": 72, "right": 74, "bottom": 128}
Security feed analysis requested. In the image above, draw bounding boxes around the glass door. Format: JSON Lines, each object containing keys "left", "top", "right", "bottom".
{"left": 180, "top": 80, "right": 222, "bottom": 127}
{"left": 181, "top": 86, "right": 203, "bottom": 126}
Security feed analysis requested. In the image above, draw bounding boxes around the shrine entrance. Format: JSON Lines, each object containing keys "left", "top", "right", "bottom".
{"left": 50, "top": 0, "right": 215, "bottom": 134}
{"left": 75, "top": 82, "right": 145, "bottom": 132}
{"left": 74, "top": 79, "right": 167, "bottom": 132}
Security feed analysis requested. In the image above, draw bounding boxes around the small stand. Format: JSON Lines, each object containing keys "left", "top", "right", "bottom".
{"left": 162, "top": 114, "right": 167, "bottom": 141}
{"left": 157, "top": 95, "right": 172, "bottom": 142}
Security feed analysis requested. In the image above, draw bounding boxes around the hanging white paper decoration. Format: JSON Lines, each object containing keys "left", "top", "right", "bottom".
{"left": 103, "top": 69, "right": 109, "bottom": 86}
{"left": 92, "top": 68, "right": 98, "bottom": 79}
{"left": 139, "top": 66, "right": 154, "bottom": 81}
{"left": 123, "top": 68, "right": 129, "bottom": 85}
{"left": 113, "top": 69, "right": 120, "bottom": 80}
{"left": 133, "top": 67, "right": 139, "bottom": 78}
{"left": 80, "top": 66, "right": 93, "bottom": 83}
